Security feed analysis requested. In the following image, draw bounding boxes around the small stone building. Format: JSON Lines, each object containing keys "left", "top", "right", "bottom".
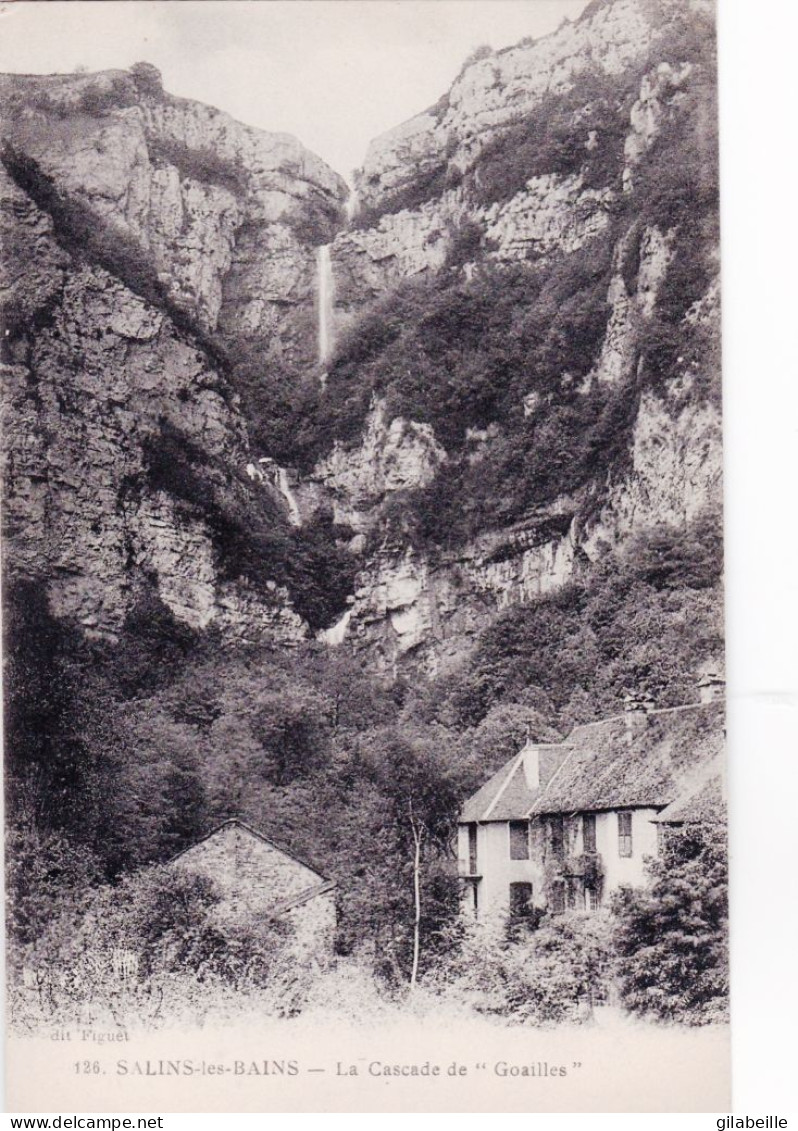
{"left": 458, "top": 679, "right": 725, "bottom": 921}
{"left": 169, "top": 818, "right": 336, "bottom": 960}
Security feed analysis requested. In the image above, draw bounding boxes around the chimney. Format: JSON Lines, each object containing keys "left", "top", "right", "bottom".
{"left": 623, "top": 691, "right": 654, "bottom": 743}
{"left": 520, "top": 737, "right": 541, "bottom": 789}
{"left": 698, "top": 672, "right": 725, "bottom": 704}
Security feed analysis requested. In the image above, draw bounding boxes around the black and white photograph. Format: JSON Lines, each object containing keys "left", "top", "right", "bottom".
{"left": 0, "top": 0, "right": 735, "bottom": 1113}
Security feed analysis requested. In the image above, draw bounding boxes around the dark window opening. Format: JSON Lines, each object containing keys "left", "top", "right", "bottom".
{"left": 566, "top": 878, "right": 584, "bottom": 911}
{"left": 468, "top": 823, "right": 478, "bottom": 873}
{"left": 509, "top": 820, "right": 530, "bottom": 860}
{"left": 510, "top": 881, "right": 534, "bottom": 917}
{"left": 549, "top": 879, "right": 565, "bottom": 914}
{"left": 618, "top": 811, "right": 633, "bottom": 858}
{"left": 583, "top": 813, "right": 597, "bottom": 853}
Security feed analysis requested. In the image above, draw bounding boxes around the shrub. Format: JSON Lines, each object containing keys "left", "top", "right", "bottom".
{"left": 129, "top": 62, "right": 164, "bottom": 98}
{"left": 428, "top": 911, "right": 613, "bottom": 1024}
{"left": 9, "top": 864, "right": 299, "bottom": 1031}
{"left": 76, "top": 74, "right": 137, "bottom": 116}
{"left": 351, "top": 160, "right": 456, "bottom": 229}
{"left": 443, "top": 218, "right": 486, "bottom": 270}
{"left": 611, "top": 816, "right": 729, "bottom": 1024}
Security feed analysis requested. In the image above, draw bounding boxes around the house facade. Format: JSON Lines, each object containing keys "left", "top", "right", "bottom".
{"left": 170, "top": 818, "right": 336, "bottom": 959}
{"left": 458, "top": 681, "right": 725, "bottom": 921}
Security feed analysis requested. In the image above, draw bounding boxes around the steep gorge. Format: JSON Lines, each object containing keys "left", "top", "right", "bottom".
{"left": 1, "top": 0, "right": 722, "bottom": 681}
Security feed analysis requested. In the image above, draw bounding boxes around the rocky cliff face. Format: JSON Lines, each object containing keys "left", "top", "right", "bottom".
{"left": 1, "top": 0, "right": 722, "bottom": 673}
{"left": 0, "top": 66, "right": 346, "bottom": 641}
{"left": 309, "top": 0, "right": 722, "bottom": 672}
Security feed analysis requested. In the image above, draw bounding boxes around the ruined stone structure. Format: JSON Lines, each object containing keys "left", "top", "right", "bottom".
{"left": 170, "top": 819, "right": 336, "bottom": 961}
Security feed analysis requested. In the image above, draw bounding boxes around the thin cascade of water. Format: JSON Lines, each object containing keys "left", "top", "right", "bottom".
{"left": 319, "top": 608, "right": 352, "bottom": 646}
{"left": 276, "top": 466, "right": 302, "bottom": 527}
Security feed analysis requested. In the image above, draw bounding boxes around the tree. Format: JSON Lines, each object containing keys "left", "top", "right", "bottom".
{"left": 359, "top": 726, "right": 464, "bottom": 987}
{"left": 611, "top": 815, "right": 729, "bottom": 1023}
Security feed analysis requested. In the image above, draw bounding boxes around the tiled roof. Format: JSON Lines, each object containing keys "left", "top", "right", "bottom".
{"left": 169, "top": 817, "right": 333, "bottom": 883}
{"left": 651, "top": 759, "right": 725, "bottom": 823}
{"left": 459, "top": 700, "right": 725, "bottom": 822}
{"left": 460, "top": 743, "right": 571, "bottom": 822}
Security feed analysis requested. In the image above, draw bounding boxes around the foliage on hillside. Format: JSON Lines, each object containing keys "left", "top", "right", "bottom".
{"left": 141, "top": 417, "right": 359, "bottom": 631}
{"left": 3, "top": 6, "right": 725, "bottom": 1026}
{"left": 146, "top": 135, "right": 250, "bottom": 196}
{"left": 416, "top": 510, "right": 723, "bottom": 731}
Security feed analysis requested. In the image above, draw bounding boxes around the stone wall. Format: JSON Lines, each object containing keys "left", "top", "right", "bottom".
{"left": 171, "top": 821, "right": 335, "bottom": 959}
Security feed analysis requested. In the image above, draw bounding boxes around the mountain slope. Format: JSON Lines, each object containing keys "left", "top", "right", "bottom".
{"left": 287, "top": 0, "right": 721, "bottom": 672}
{"left": 1, "top": 64, "right": 349, "bottom": 641}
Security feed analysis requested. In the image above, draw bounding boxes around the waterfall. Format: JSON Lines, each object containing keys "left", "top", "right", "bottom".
{"left": 318, "top": 608, "right": 352, "bottom": 647}
{"left": 317, "top": 244, "right": 334, "bottom": 366}
{"left": 256, "top": 458, "right": 302, "bottom": 527}
{"left": 276, "top": 466, "right": 302, "bottom": 527}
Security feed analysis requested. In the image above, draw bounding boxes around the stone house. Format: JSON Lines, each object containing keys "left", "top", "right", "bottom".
{"left": 458, "top": 678, "right": 725, "bottom": 921}
{"left": 169, "top": 818, "right": 336, "bottom": 960}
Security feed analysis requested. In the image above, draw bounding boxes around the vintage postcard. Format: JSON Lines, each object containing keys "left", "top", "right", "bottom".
{"left": 1, "top": 0, "right": 728, "bottom": 1113}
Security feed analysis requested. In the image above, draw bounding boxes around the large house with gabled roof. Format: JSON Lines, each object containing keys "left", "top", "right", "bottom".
{"left": 457, "top": 676, "right": 726, "bottom": 920}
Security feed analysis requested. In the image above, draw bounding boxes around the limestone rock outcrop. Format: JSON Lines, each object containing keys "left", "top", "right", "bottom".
{"left": 0, "top": 68, "right": 346, "bottom": 641}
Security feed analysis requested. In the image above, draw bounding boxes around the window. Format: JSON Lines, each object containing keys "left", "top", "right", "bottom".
{"left": 566, "top": 879, "right": 584, "bottom": 911}
{"left": 583, "top": 813, "right": 597, "bottom": 853}
{"left": 618, "top": 811, "right": 633, "bottom": 857}
{"left": 467, "top": 823, "right": 478, "bottom": 874}
{"left": 509, "top": 820, "right": 530, "bottom": 860}
{"left": 550, "top": 815, "right": 564, "bottom": 860}
{"left": 460, "top": 877, "right": 479, "bottom": 918}
{"left": 510, "top": 882, "right": 533, "bottom": 917}
{"left": 585, "top": 886, "right": 600, "bottom": 912}
{"left": 549, "top": 879, "right": 565, "bottom": 914}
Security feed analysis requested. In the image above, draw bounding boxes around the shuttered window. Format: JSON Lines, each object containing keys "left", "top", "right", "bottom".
{"left": 509, "top": 820, "right": 530, "bottom": 860}
{"left": 618, "top": 811, "right": 633, "bottom": 857}
{"left": 550, "top": 815, "right": 564, "bottom": 859}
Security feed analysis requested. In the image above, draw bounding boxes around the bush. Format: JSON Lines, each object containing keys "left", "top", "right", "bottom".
{"left": 428, "top": 912, "right": 613, "bottom": 1024}
{"left": 351, "top": 160, "right": 457, "bottom": 229}
{"left": 9, "top": 865, "right": 300, "bottom": 1031}
{"left": 130, "top": 62, "right": 163, "bottom": 98}
{"left": 76, "top": 74, "right": 137, "bottom": 116}
{"left": 443, "top": 219, "right": 486, "bottom": 270}
{"left": 612, "top": 817, "right": 729, "bottom": 1024}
